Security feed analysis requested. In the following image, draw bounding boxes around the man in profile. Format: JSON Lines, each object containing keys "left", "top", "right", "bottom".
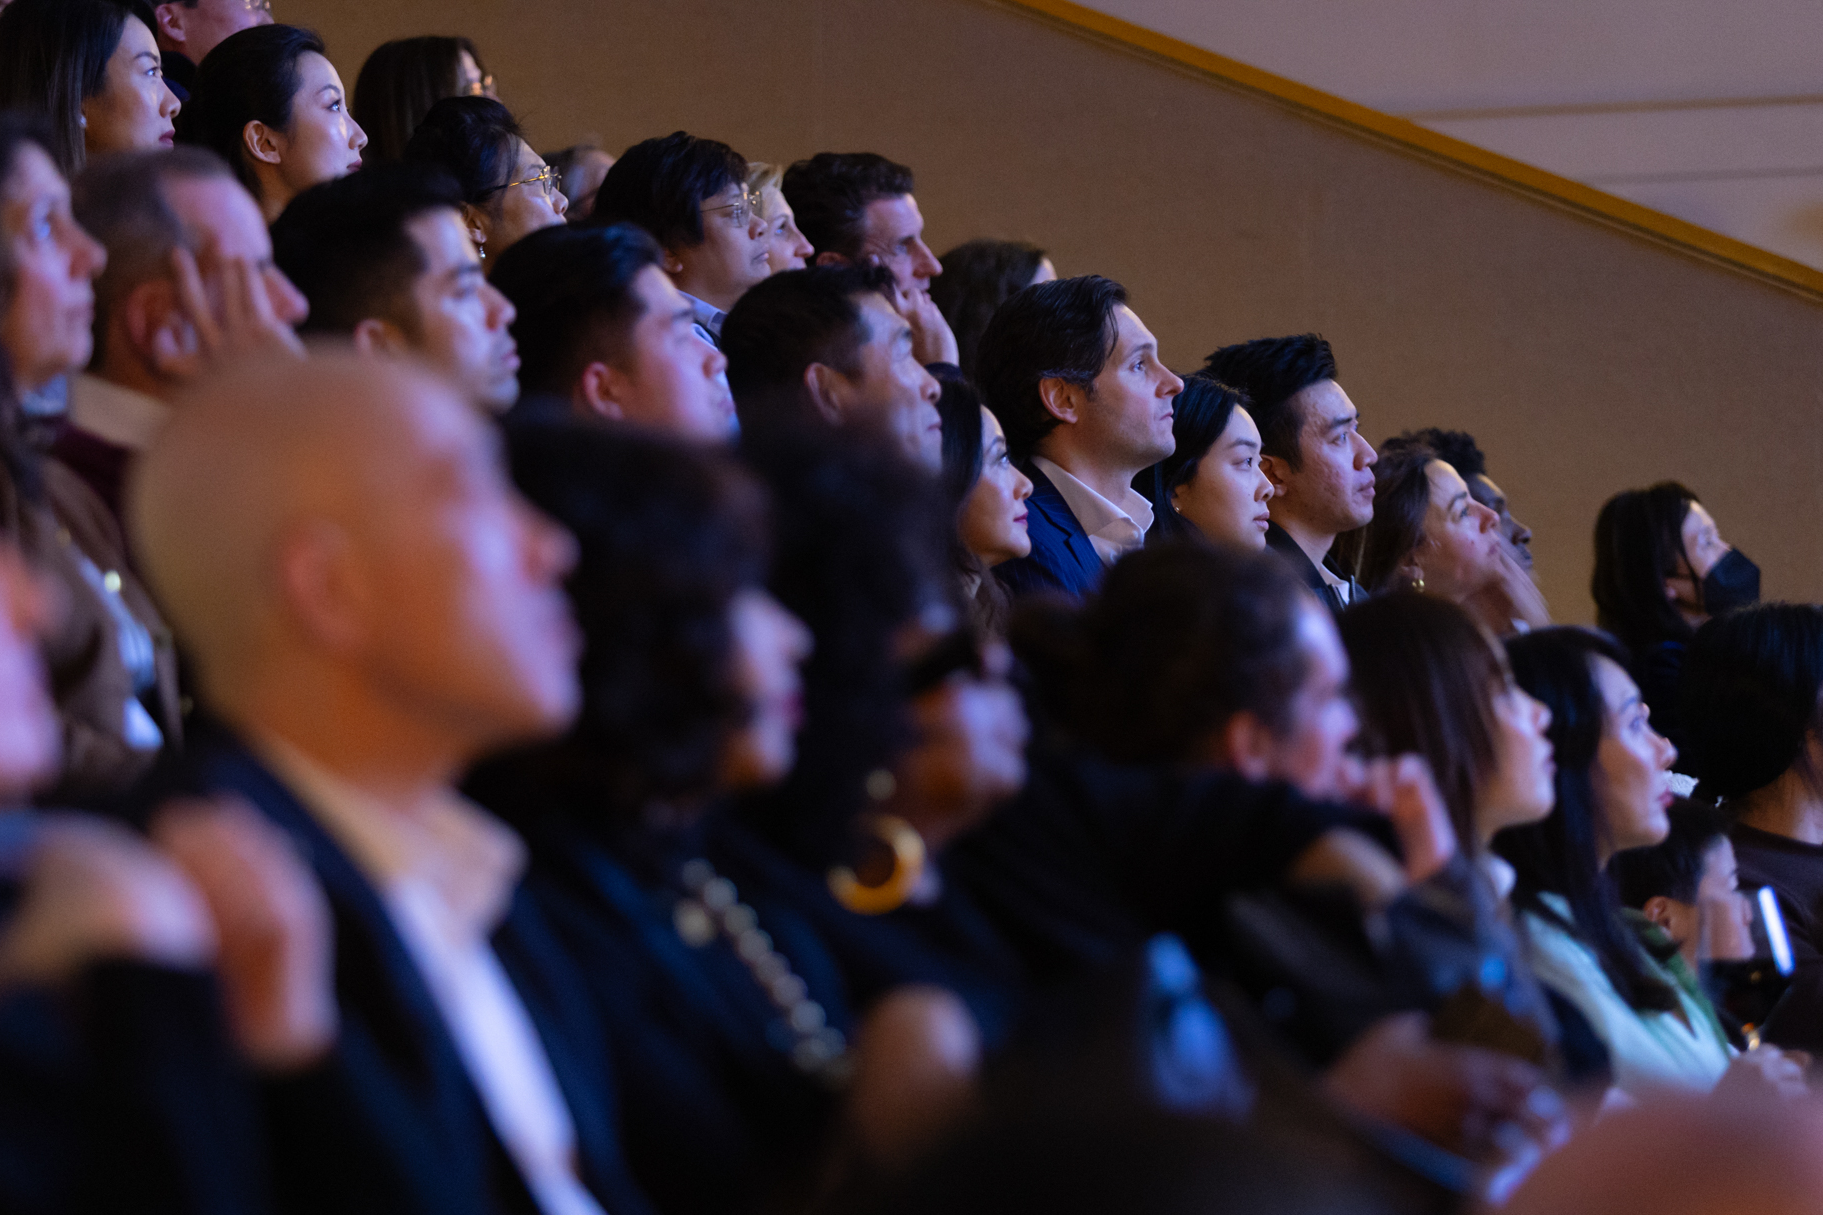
{"left": 271, "top": 162, "right": 523, "bottom": 414}
{"left": 784, "top": 152, "right": 958, "bottom": 365}
{"left": 152, "top": 0, "right": 275, "bottom": 100}
{"left": 130, "top": 351, "right": 651, "bottom": 1215}
{"left": 489, "top": 222, "right": 734, "bottom": 439}
{"left": 721, "top": 263, "right": 942, "bottom": 472}
{"left": 975, "top": 275, "right": 1182, "bottom": 599}
{"left": 1203, "top": 335, "right": 1375, "bottom": 613}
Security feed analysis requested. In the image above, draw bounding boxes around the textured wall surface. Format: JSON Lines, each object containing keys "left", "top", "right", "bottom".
{"left": 284, "top": 0, "right": 1823, "bottom": 623}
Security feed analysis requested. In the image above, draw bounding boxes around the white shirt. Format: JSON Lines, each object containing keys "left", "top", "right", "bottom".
{"left": 68, "top": 373, "right": 171, "bottom": 452}
{"left": 1031, "top": 456, "right": 1155, "bottom": 567}
{"left": 1315, "top": 559, "right": 1356, "bottom": 607}
{"left": 257, "top": 739, "right": 607, "bottom": 1215}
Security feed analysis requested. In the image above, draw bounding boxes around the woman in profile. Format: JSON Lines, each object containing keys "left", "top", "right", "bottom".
{"left": 934, "top": 368, "right": 1031, "bottom": 635}
{"left": 175, "top": 24, "right": 367, "bottom": 222}
{"left": 930, "top": 238, "right": 1054, "bottom": 381}
{"left": 352, "top": 33, "right": 494, "bottom": 162}
{"left": 1142, "top": 374, "right": 1275, "bottom": 552}
{"left": 404, "top": 95, "right": 567, "bottom": 269}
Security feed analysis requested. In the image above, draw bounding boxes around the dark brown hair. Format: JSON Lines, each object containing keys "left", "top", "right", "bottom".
{"left": 1336, "top": 441, "right": 1434, "bottom": 593}
{"left": 1336, "top": 592, "right": 1505, "bottom": 852}
{"left": 352, "top": 35, "right": 489, "bottom": 163}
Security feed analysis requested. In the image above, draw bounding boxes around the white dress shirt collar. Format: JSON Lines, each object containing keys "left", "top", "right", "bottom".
{"left": 69, "top": 373, "right": 172, "bottom": 454}
{"left": 1031, "top": 455, "right": 1155, "bottom": 567}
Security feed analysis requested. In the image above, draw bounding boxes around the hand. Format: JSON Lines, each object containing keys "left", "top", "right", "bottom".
{"left": 1325, "top": 1012, "right": 1565, "bottom": 1162}
{"left": 1468, "top": 544, "right": 1551, "bottom": 635}
{"left": 152, "top": 796, "right": 337, "bottom": 1071}
{"left": 846, "top": 985, "right": 981, "bottom": 1171}
{"left": 150, "top": 246, "right": 305, "bottom": 378}
{"left": 0, "top": 814, "right": 215, "bottom": 988}
{"left": 1337, "top": 754, "right": 1458, "bottom": 884}
{"left": 1716, "top": 1046, "right": 1811, "bottom": 1103}
{"left": 892, "top": 281, "right": 960, "bottom": 366}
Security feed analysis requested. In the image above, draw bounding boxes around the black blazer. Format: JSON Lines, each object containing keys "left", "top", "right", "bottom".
{"left": 993, "top": 464, "right": 1104, "bottom": 601}
{"left": 150, "top": 722, "right": 654, "bottom": 1215}
{"left": 1266, "top": 522, "right": 1361, "bottom": 615}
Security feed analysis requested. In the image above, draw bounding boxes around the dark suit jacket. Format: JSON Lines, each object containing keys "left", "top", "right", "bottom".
{"left": 149, "top": 722, "right": 654, "bottom": 1215}
{"left": 1266, "top": 522, "right": 1362, "bottom": 615}
{"left": 993, "top": 464, "right": 1105, "bottom": 601}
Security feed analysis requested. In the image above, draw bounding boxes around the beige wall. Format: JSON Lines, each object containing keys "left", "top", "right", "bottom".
{"left": 285, "top": 0, "right": 1823, "bottom": 623}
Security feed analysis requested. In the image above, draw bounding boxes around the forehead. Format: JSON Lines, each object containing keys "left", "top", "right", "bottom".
{"left": 1223, "top": 404, "right": 1261, "bottom": 445}
{"left": 293, "top": 51, "right": 341, "bottom": 95}
{"left": 860, "top": 193, "right": 921, "bottom": 239}
{"left": 630, "top": 262, "right": 685, "bottom": 317}
{"left": 980, "top": 405, "right": 1005, "bottom": 441}
{"left": 510, "top": 140, "right": 540, "bottom": 171}
{"left": 1107, "top": 304, "right": 1154, "bottom": 357}
{"left": 2, "top": 144, "right": 64, "bottom": 209}
{"left": 854, "top": 291, "right": 904, "bottom": 344}
{"left": 116, "top": 14, "right": 158, "bottom": 56}
{"left": 404, "top": 208, "right": 476, "bottom": 276}
{"left": 1425, "top": 459, "right": 1469, "bottom": 504}
{"left": 1682, "top": 501, "right": 1717, "bottom": 538}
{"left": 1291, "top": 379, "right": 1354, "bottom": 430}
{"left": 165, "top": 176, "right": 270, "bottom": 258}
{"left": 1590, "top": 653, "right": 1639, "bottom": 714}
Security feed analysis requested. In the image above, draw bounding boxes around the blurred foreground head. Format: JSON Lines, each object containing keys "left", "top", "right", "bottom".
{"left": 129, "top": 349, "right": 580, "bottom": 764}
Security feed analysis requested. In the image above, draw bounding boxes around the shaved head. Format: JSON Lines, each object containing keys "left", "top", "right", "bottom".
{"left": 130, "top": 348, "right": 580, "bottom": 759}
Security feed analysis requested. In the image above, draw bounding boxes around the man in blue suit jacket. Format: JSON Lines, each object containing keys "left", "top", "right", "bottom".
{"left": 977, "top": 275, "right": 1183, "bottom": 600}
{"left": 128, "top": 354, "right": 653, "bottom": 1215}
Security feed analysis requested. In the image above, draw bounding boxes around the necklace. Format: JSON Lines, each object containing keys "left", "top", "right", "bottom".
{"left": 672, "top": 858, "right": 851, "bottom": 1086}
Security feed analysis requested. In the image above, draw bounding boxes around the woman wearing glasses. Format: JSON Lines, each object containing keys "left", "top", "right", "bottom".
{"left": 403, "top": 94, "right": 567, "bottom": 272}
{"left": 352, "top": 34, "right": 497, "bottom": 163}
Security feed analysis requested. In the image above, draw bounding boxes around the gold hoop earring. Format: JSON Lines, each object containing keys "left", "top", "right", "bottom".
{"left": 828, "top": 812, "right": 926, "bottom": 916}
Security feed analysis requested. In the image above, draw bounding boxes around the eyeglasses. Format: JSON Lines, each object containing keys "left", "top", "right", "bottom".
{"left": 701, "top": 189, "right": 759, "bottom": 227}
{"left": 482, "top": 164, "right": 562, "bottom": 202}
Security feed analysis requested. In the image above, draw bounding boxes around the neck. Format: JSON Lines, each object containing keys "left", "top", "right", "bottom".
{"left": 1737, "top": 768, "right": 1823, "bottom": 846}
{"left": 215, "top": 663, "right": 473, "bottom": 809}
{"left": 1035, "top": 436, "right": 1142, "bottom": 507}
{"left": 673, "top": 274, "right": 733, "bottom": 315}
{"left": 1270, "top": 509, "right": 1336, "bottom": 570}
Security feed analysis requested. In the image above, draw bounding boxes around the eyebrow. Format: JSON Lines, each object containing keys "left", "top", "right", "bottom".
{"left": 1321, "top": 412, "right": 1357, "bottom": 434}
{"left": 1446, "top": 491, "right": 1468, "bottom": 512}
{"left": 1227, "top": 436, "right": 1260, "bottom": 452}
{"left": 668, "top": 304, "right": 695, "bottom": 325}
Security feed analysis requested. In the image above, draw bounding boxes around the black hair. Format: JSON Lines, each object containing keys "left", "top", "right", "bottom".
{"left": 1389, "top": 427, "right": 1487, "bottom": 481}
{"left": 930, "top": 238, "right": 1048, "bottom": 381}
{"left": 736, "top": 425, "right": 956, "bottom": 866}
{"left": 401, "top": 95, "right": 523, "bottom": 210}
{"left": 1497, "top": 627, "right": 1679, "bottom": 1014}
{"left": 1200, "top": 334, "right": 1338, "bottom": 470}
{"left": 269, "top": 160, "right": 465, "bottom": 335}
{"left": 781, "top": 151, "right": 915, "bottom": 261}
{"left": 545, "top": 143, "right": 605, "bottom": 214}
{"left": 352, "top": 35, "right": 489, "bottom": 163}
{"left": 976, "top": 275, "right": 1127, "bottom": 463}
{"left": 0, "top": 114, "right": 60, "bottom": 497}
{"left": 174, "top": 24, "right": 326, "bottom": 199}
{"left": 0, "top": 0, "right": 152, "bottom": 174}
{"left": 470, "top": 421, "right": 768, "bottom": 821}
{"left": 489, "top": 222, "right": 665, "bottom": 399}
{"left": 1141, "top": 374, "right": 1249, "bottom": 543}
{"left": 1679, "top": 603, "right": 1823, "bottom": 801}
{"left": 589, "top": 130, "right": 747, "bottom": 250}
{"left": 1612, "top": 798, "right": 1731, "bottom": 909}
{"left": 1338, "top": 441, "right": 1434, "bottom": 593}
{"left": 1338, "top": 593, "right": 1506, "bottom": 854}
{"left": 1591, "top": 482, "right": 1701, "bottom": 657}
{"left": 721, "top": 262, "right": 896, "bottom": 435}
{"left": 1012, "top": 541, "right": 1314, "bottom": 765}
{"left": 73, "top": 146, "right": 236, "bottom": 342}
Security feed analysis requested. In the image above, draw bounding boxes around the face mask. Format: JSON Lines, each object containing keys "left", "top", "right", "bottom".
{"left": 1701, "top": 548, "right": 1761, "bottom": 615}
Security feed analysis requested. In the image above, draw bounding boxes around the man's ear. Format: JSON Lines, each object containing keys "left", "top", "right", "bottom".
{"left": 350, "top": 317, "right": 409, "bottom": 358}
{"left": 153, "top": 2, "right": 186, "bottom": 45}
{"left": 1258, "top": 453, "right": 1293, "bottom": 492}
{"left": 1218, "top": 713, "right": 1276, "bottom": 784}
{"left": 1035, "top": 376, "right": 1083, "bottom": 426}
{"left": 1641, "top": 895, "right": 1679, "bottom": 934}
{"left": 572, "top": 362, "right": 627, "bottom": 422}
{"left": 802, "top": 362, "right": 845, "bottom": 424}
{"left": 242, "top": 120, "right": 283, "bottom": 168}
{"left": 126, "top": 278, "right": 206, "bottom": 380}
{"left": 274, "top": 519, "right": 369, "bottom": 653}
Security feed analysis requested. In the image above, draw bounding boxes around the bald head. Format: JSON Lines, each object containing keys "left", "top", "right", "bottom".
{"left": 131, "top": 348, "right": 580, "bottom": 759}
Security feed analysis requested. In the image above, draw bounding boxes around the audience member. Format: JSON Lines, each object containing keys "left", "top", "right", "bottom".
{"left": 61, "top": 146, "right": 306, "bottom": 517}
{"left": 548, "top": 142, "right": 613, "bottom": 221}
{"left": 1392, "top": 426, "right": 1533, "bottom": 569}
{"left": 746, "top": 161, "right": 814, "bottom": 275}
{"left": 352, "top": 34, "right": 493, "bottom": 162}
{"left": 1203, "top": 334, "right": 1374, "bottom": 613}
{"left": 1680, "top": 603, "right": 1823, "bottom": 1052}
{"left": 722, "top": 264, "right": 942, "bottom": 471}
{"left": 929, "top": 238, "right": 1053, "bottom": 382}
{"left": 151, "top": 0, "right": 275, "bottom": 101}
{"left": 1497, "top": 627, "right": 1748, "bottom": 1098}
{"left": 271, "top": 161, "right": 521, "bottom": 413}
{"left": 403, "top": 95, "right": 566, "bottom": 268}
{"left": 175, "top": 24, "right": 366, "bottom": 222}
{"left": 592, "top": 131, "right": 768, "bottom": 349}
{"left": 1612, "top": 798, "right": 1755, "bottom": 975}
{"left": 0, "top": 0, "right": 181, "bottom": 174}
{"left": 129, "top": 350, "right": 653, "bottom": 1215}
{"left": 933, "top": 366, "right": 1030, "bottom": 634}
{"left": 490, "top": 222, "right": 734, "bottom": 437}
{"left": 1593, "top": 482, "right": 1758, "bottom": 758}
{"left": 783, "top": 152, "right": 958, "bottom": 364}
{"left": 1141, "top": 373, "right": 1274, "bottom": 551}
{"left": 977, "top": 275, "right": 1181, "bottom": 599}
